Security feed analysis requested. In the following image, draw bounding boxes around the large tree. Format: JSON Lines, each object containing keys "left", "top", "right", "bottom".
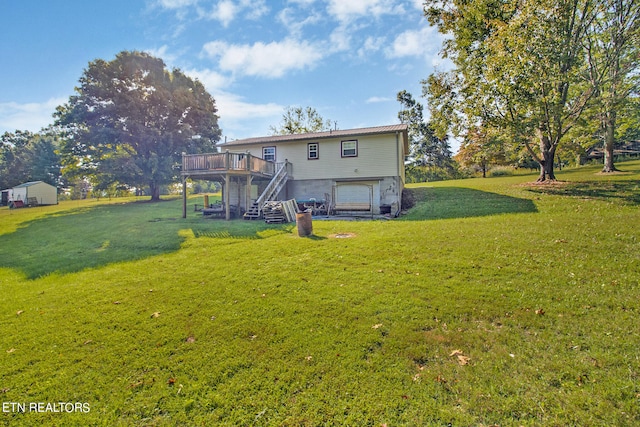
{"left": 424, "top": 0, "right": 598, "bottom": 181}
{"left": 585, "top": 0, "right": 639, "bottom": 172}
{"left": 55, "top": 51, "right": 221, "bottom": 200}
{"left": 269, "top": 106, "right": 334, "bottom": 135}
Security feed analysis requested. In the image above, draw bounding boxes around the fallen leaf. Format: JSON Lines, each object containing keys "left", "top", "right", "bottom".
{"left": 535, "top": 308, "right": 545, "bottom": 316}
{"left": 449, "top": 349, "right": 470, "bottom": 365}
{"left": 151, "top": 312, "right": 161, "bottom": 318}
{"left": 372, "top": 323, "right": 383, "bottom": 329}
{"left": 168, "top": 378, "right": 176, "bottom": 385}
{"left": 186, "top": 336, "right": 196, "bottom": 343}
{"left": 83, "top": 340, "right": 93, "bottom": 345}
{"left": 305, "top": 355, "right": 313, "bottom": 361}
{"left": 457, "top": 355, "right": 470, "bottom": 365}
{"left": 6, "top": 348, "right": 15, "bottom": 354}
{"left": 16, "top": 310, "right": 24, "bottom": 316}
{"left": 113, "top": 301, "right": 121, "bottom": 305}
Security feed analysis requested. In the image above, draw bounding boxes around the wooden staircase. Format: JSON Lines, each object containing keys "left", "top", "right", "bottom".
{"left": 244, "top": 162, "right": 289, "bottom": 220}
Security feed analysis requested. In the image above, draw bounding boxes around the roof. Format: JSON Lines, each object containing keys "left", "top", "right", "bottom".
{"left": 14, "top": 181, "right": 49, "bottom": 188}
{"left": 220, "top": 124, "right": 409, "bottom": 148}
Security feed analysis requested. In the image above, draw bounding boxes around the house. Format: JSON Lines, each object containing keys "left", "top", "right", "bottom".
{"left": 7, "top": 181, "right": 58, "bottom": 207}
{"left": 180, "top": 124, "right": 409, "bottom": 219}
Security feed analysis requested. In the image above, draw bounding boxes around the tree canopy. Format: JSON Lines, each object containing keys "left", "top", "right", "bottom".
{"left": 55, "top": 50, "right": 221, "bottom": 200}
{"left": 0, "top": 130, "right": 61, "bottom": 190}
{"left": 423, "top": 0, "right": 639, "bottom": 180}
{"left": 269, "top": 106, "right": 334, "bottom": 135}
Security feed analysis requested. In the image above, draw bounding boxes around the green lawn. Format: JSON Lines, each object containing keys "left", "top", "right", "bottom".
{"left": 1, "top": 162, "right": 639, "bottom": 426}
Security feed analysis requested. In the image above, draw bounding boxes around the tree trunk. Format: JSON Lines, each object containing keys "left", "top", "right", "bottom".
{"left": 536, "top": 133, "right": 557, "bottom": 182}
{"left": 601, "top": 113, "right": 618, "bottom": 173}
{"left": 149, "top": 182, "right": 161, "bottom": 201}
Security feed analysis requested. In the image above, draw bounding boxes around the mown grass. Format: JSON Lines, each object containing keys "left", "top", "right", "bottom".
{"left": 1, "top": 161, "right": 639, "bottom": 426}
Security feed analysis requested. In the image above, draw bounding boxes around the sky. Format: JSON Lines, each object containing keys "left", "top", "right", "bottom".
{"left": 0, "top": 0, "right": 451, "bottom": 147}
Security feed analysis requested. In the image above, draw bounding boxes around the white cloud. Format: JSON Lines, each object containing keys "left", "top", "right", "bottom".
{"left": 386, "top": 26, "right": 442, "bottom": 60}
{"left": 366, "top": 96, "right": 393, "bottom": 103}
{"left": 277, "top": 7, "right": 321, "bottom": 37}
{"left": 156, "top": 0, "right": 198, "bottom": 9}
{"left": 216, "top": 92, "right": 282, "bottom": 121}
{"left": 0, "top": 98, "right": 66, "bottom": 133}
{"left": 358, "top": 36, "right": 385, "bottom": 58}
{"left": 202, "top": 38, "right": 325, "bottom": 78}
{"left": 211, "top": 0, "right": 237, "bottom": 26}
{"left": 200, "top": 0, "right": 268, "bottom": 26}
{"left": 326, "top": 0, "right": 403, "bottom": 22}
{"left": 184, "top": 68, "right": 233, "bottom": 93}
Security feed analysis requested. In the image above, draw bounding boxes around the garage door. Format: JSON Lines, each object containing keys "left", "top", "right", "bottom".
{"left": 335, "top": 183, "right": 372, "bottom": 205}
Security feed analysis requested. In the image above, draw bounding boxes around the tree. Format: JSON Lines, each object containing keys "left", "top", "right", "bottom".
{"left": 455, "top": 125, "right": 507, "bottom": 177}
{"left": 270, "top": 106, "right": 334, "bottom": 135}
{"left": 55, "top": 51, "right": 221, "bottom": 201}
{"left": 585, "top": 0, "right": 639, "bottom": 172}
{"left": 0, "top": 130, "right": 62, "bottom": 190}
{"left": 424, "top": 0, "right": 598, "bottom": 182}
{"left": 397, "top": 90, "right": 454, "bottom": 170}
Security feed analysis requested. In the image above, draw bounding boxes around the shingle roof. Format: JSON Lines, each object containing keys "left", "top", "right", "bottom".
{"left": 220, "top": 124, "right": 409, "bottom": 147}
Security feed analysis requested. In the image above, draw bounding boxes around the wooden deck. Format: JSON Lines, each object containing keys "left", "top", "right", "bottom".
{"left": 181, "top": 151, "right": 275, "bottom": 179}
{"left": 180, "top": 151, "right": 278, "bottom": 220}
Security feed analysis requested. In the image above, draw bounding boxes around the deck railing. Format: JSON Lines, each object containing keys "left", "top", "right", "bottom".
{"left": 182, "top": 152, "right": 275, "bottom": 176}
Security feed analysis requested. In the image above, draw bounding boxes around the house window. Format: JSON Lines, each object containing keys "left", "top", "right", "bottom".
{"left": 308, "top": 143, "right": 319, "bottom": 160}
{"left": 263, "top": 146, "right": 276, "bottom": 161}
{"left": 341, "top": 140, "right": 358, "bottom": 157}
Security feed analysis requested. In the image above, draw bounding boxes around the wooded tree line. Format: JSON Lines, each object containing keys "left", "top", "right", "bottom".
{"left": 0, "top": 130, "right": 61, "bottom": 191}
{"left": 423, "top": 0, "right": 639, "bottom": 181}
{"left": 2, "top": 51, "right": 221, "bottom": 200}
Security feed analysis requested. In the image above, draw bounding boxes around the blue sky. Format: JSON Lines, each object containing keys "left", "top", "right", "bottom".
{"left": 0, "top": 0, "right": 450, "bottom": 145}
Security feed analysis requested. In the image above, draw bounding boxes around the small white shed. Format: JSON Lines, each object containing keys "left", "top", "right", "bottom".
{"left": 11, "top": 181, "right": 58, "bottom": 206}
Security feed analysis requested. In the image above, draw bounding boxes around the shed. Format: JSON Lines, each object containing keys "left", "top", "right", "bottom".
{"left": 11, "top": 181, "right": 58, "bottom": 206}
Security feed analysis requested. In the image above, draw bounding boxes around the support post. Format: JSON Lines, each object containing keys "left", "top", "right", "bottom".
{"left": 224, "top": 174, "right": 231, "bottom": 220}
{"left": 182, "top": 177, "right": 187, "bottom": 218}
{"left": 246, "top": 174, "right": 253, "bottom": 216}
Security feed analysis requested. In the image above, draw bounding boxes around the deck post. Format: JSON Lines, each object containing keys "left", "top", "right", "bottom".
{"left": 245, "top": 174, "right": 253, "bottom": 216}
{"left": 224, "top": 174, "right": 231, "bottom": 220}
{"left": 182, "top": 177, "right": 187, "bottom": 218}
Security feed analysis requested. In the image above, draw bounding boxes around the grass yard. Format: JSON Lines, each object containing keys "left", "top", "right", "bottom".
{"left": 1, "top": 161, "right": 639, "bottom": 426}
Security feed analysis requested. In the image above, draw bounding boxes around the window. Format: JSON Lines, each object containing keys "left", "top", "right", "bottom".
{"left": 262, "top": 146, "right": 276, "bottom": 161}
{"left": 341, "top": 140, "right": 358, "bottom": 157}
{"left": 308, "top": 143, "right": 319, "bottom": 160}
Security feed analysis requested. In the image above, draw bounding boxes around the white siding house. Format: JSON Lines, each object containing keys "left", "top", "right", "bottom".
{"left": 181, "top": 124, "right": 409, "bottom": 218}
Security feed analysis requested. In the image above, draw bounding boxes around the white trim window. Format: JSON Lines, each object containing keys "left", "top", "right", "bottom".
{"left": 341, "top": 140, "right": 358, "bottom": 157}
{"left": 308, "top": 142, "right": 319, "bottom": 160}
{"left": 262, "top": 146, "right": 276, "bottom": 161}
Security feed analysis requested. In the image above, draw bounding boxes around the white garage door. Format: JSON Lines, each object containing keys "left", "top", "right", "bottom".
{"left": 335, "top": 183, "right": 372, "bottom": 205}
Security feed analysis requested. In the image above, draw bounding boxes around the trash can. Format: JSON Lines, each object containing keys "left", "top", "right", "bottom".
{"left": 296, "top": 209, "right": 313, "bottom": 237}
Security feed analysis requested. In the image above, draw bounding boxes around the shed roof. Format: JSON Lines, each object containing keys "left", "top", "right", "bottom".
{"left": 220, "top": 124, "right": 409, "bottom": 150}
{"left": 14, "top": 181, "right": 48, "bottom": 188}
